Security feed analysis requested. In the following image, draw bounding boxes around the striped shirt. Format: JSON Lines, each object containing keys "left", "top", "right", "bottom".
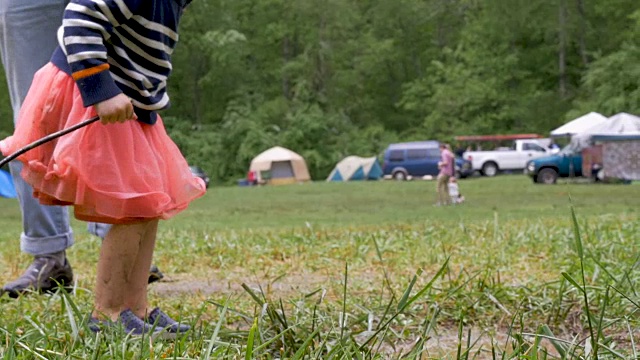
{"left": 51, "top": 0, "right": 192, "bottom": 124}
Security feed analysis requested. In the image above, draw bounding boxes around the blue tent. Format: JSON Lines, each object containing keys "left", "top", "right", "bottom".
{"left": 0, "top": 169, "right": 17, "bottom": 198}
{"left": 327, "top": 156, "right": 383, "bottom": 182}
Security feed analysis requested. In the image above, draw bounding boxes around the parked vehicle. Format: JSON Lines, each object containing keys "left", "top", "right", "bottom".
{"left": 382, "top": 141, "right": 472, "bottom": 180}
{"left": 527, "top": 133, "right": 640, "bottom": 184}
{"left": 463, "top": 139, "right": 551, "bottom": 177}
{"left": 525, "top": 145, "right": 583, "bottom": 184}
{"left": 189, "top": 165, "right": 210, "bottom": 188}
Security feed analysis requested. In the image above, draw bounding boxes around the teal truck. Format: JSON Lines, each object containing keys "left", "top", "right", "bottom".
{"left": 525, "top": 146, "right": 584, "bottom": 184}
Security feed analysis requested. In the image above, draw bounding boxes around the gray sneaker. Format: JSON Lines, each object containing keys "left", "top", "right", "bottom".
{"left": 147, "top": 308, "right": 191, "bottom": 334}
{"left": 2, "top": 257, "right": 73, "bottom": 298}
{"left": 88, "top": 309, "right": 175, "bottom": 340}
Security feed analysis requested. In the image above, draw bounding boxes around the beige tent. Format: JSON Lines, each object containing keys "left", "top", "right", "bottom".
{"left": 249, "top": 146, "right": 311, "bottom": 185}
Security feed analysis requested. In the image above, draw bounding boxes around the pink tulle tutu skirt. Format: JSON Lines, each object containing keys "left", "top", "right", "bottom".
{"left": 0, "top": 63, "right": 206, "bottom": 224}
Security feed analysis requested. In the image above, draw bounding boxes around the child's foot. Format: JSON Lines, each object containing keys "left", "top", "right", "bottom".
{"left": 88, "top": 309, "right": 175, "bottom": 340}
{"left": 147, "top": 307, "right": 191, "bottom": 335}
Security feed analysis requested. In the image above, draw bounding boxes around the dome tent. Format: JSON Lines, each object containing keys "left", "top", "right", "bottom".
{"left": 249, "top": 146, "right": 311, "bottom": 185}
{"left": 326, "top": 156, "right": 383, "bottom": 182}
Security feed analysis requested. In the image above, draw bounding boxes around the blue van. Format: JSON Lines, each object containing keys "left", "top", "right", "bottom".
{"left": 382, "top": 141, "right": 472, "bottom": 180}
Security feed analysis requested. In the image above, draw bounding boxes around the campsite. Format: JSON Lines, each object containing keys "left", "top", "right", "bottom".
{"left": 223, "top": 111, "right": 640, "bottom": 187}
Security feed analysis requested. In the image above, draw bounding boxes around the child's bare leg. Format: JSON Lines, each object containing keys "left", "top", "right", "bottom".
{"left": 93, "top": 220, "right": 158, "bottom": 320}
{"left": 126, "top": 219, "right": 158, "bottom": 317}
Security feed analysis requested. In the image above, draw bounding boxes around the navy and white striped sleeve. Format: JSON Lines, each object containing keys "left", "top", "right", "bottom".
{"left": 62, "top": 0, "right": 142, "bottom": 106}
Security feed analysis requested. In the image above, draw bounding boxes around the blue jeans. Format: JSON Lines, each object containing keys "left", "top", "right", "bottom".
{"left": 0, "top": 0, "right": 111, "bottom": 255}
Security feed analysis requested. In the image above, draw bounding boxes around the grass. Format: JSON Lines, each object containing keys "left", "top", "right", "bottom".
{"left": 147, "top": 175, "right": 638, "bottom": 230}
{"left": 0, "top": 176, "right": 639, "bottom": 358}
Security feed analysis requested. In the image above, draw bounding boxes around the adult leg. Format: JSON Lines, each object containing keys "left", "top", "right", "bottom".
{"left": 442, "top": 175, "right": 451, "bottom": 205}
{"left": 436, "top": 175, "right": 446, "bottom": 205}
{"left": 0, "top": 0, "right": 74, "bottom": 296}
{"left": 94, "top": 220, "right": 158, "bottom": 320}
{"left": 437, "top": 175, "right": 450, "bottom": 205}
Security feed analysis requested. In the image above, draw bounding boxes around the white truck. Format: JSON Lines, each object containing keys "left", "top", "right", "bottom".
{"left": 463, "top": 139, "right": 553, "bottom": 177}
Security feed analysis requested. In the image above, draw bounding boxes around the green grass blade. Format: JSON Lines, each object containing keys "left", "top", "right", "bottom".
{"left": 569, "top": 205, "right": 584, "bottom": 259}
{"left": 538, "top": 325, "right": 567, "bottom": 358}
{"left": 203, "top": 300, "right": 229, "bottom": 360}
{"left": 611, "top": 285, "right": 640, "bottom": 308}
{"left": 561, "top": 272, "right": 584, "bottom": 294}
{"left": 626, "top": 318, "right": 637, "bottom": 359}
{"left": 404, "top": 257, "right": 449, "bottom": 308}
{"left": 594, "top": 287, "right": 611, "bottom": 359}
{"left": 360, "top": 257, "right": 449, "bottom": 350}
{"left": 61, "top": 291, "right": 80, "bottom": 340}
{"left": 242, "top": 283, "right": 266, "bottom": 306}
{"left": 253, "top": 326, "right": 295, "bottom": 353}
{"left": 90, "top": 332, "right": 102, "bottom": 360}
{"left": 341, "top": 262, "right": 348, "bottom": 340}
{"left": 245, "top": 317, "right": 258, "bottom": 360}
{"left": 456, "top": 314, "right": 463, "bottom": 360}
{"left": 291, "top": 328, "right": 321, "bottom": 360}
{"left": 397, "top": 269, "right": 420, "bottom": 311}
{"left": 373, "top": 237, "right": 396, "bottom": 299}
{"left": 569, "top": 205, "right": 596, "bottom": 356}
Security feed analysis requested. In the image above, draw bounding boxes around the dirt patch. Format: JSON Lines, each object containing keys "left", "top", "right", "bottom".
{"left": 149, "top": 272, "right": 333, "bottom": 297}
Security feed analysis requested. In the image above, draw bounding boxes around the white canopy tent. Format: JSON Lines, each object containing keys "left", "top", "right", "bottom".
{"left": 550, "top": 112, "right": 608, "bottom": 138}
{"left": 570, "top": 112, "right": 640, "bottom": 150}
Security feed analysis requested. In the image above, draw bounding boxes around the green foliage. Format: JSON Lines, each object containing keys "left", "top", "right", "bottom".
{"left": 1, "top": 0, "right": 640, "bottom": 181}
{"left": 571, "top": 9, "right": 640, "bottom": 116}
{"left": 577, "top": 44, "right": 640, "bottom": 115}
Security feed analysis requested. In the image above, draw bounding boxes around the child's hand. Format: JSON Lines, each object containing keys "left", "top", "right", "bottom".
{"left": 94, "top": 94, "right": 135, "bottom": 124}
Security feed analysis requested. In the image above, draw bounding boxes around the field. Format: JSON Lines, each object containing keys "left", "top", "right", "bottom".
{"left": 0, "top": 176, "right": 639, "bottom": 359}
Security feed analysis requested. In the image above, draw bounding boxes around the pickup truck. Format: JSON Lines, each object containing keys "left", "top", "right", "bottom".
{"left": 525, "top": 146, "right": 583, "bottom": 184}
{"left": 526, "top": 133, "right": 640, "bottom": 184}
{"left": 463, "top": 139, "right": 552, "bottom": 176}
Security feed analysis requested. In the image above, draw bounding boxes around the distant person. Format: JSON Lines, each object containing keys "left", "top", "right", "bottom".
{"left": 448, "top": 177, "right": 465, "bottom": 204}
{"left": 247, "top": 170, "right": 257, "bottom": 186}
{"left": 454, "top": 143, "right": 466, "bottom": 158}
{"left": 436, "top": 143, "right": 455, "bottom": 206}
{"left": 548, "top": 140, "right": 561, "bottom": 154}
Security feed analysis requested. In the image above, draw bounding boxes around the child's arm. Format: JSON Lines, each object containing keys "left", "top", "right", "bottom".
{"left": 62, "top": 0, "right": 143, "bottom": 122}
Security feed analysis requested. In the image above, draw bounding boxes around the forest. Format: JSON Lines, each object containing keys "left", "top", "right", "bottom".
{"left": 1, "top": 0, "right": 639, "bottom": 183}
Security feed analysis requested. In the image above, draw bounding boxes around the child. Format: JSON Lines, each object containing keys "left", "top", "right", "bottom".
{"left": 0, "top": 0, "right": 203, "bottom": 337}
{"left": 448, "top": 177, "right": 465, "bottom": 204}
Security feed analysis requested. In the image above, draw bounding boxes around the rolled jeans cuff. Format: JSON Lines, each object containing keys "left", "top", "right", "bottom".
{"left": 21, "top": 231, "right": 74, "bottom": 256}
